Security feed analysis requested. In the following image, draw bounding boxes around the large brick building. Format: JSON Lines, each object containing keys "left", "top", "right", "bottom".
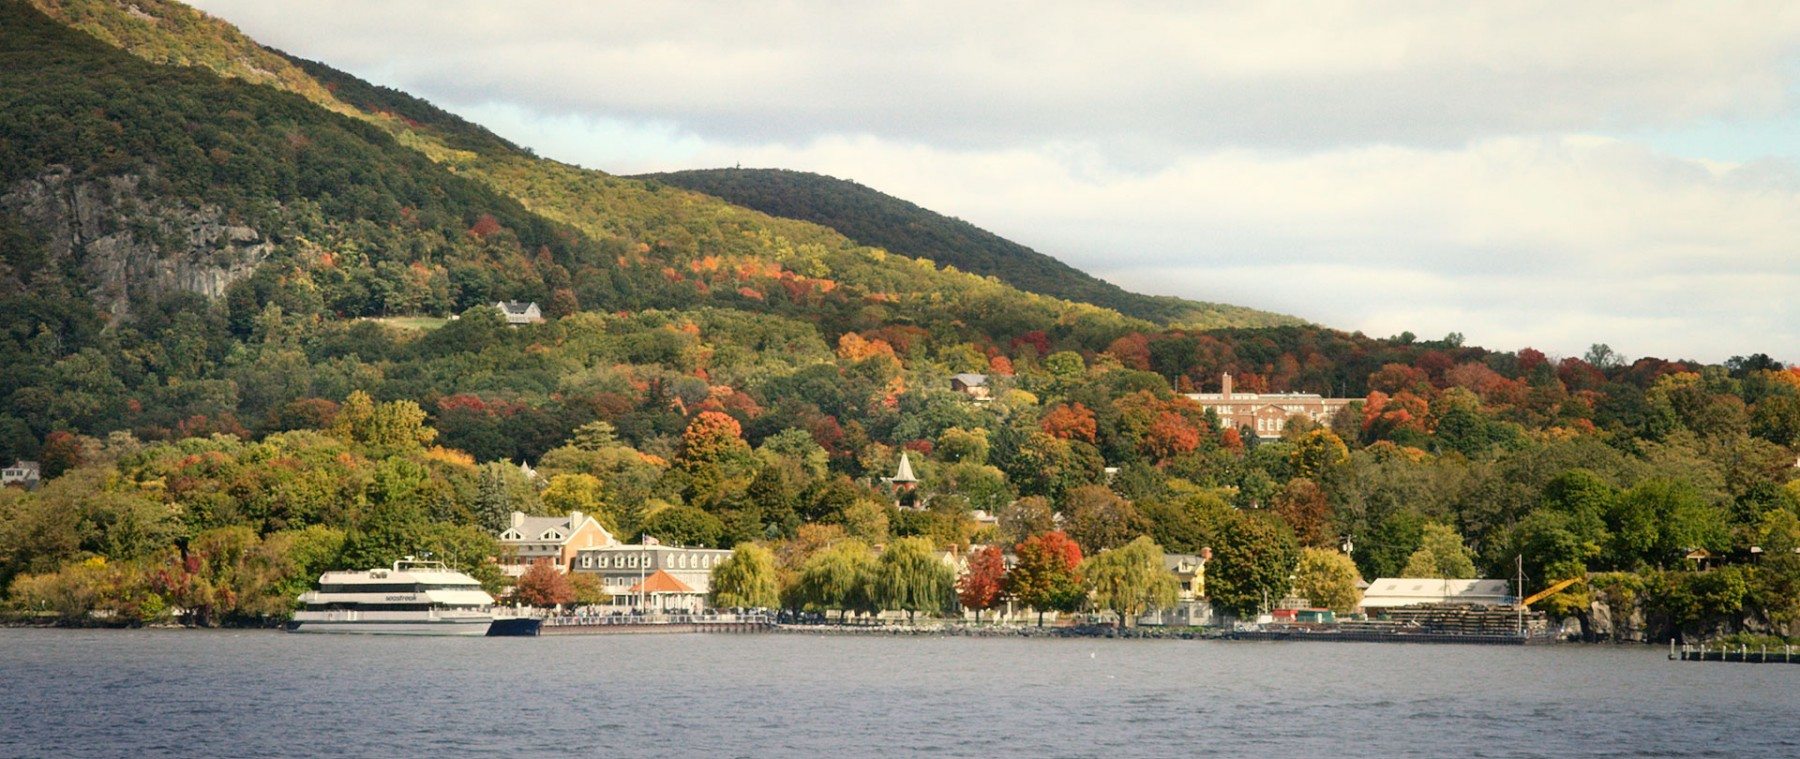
{"left": 1184, "top": 373, "right": 1354, "bottom": 439}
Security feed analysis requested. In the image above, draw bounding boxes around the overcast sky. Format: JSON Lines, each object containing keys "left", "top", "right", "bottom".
{"left": 191, "top": 1, "right": 1800, "bottom": 363}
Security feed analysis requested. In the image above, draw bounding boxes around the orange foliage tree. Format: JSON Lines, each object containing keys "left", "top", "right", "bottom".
{"left": 1040, "top": 402, "right": 1098, "bottom": 443}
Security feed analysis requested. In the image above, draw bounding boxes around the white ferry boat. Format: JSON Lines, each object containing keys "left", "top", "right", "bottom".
{"left": 289, "top": 557, "right": 526, "bottom": 635}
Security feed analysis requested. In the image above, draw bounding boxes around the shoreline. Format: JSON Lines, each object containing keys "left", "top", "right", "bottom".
{"left": 0, "top": 618, "right": 1657, "bottom": 646}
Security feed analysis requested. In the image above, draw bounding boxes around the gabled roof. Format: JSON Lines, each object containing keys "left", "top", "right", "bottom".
{"left": 951, "top": 372, "right": 989, "bottom": 386}
{"left": 500, "top": 513, "right": 612, "bottom": 545}
{"left": 629, "top": 570, "right": 696, "bottom": 594}
{"left": 494, "top": 300, "right": 538, "bottom": 314}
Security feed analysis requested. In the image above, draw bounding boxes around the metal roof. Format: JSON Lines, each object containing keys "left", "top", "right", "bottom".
{"left": 1360, "top": 577, "right": 1515, "bottom": 608}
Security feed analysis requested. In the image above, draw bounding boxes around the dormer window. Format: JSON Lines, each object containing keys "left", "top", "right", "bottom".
{"left": 542, "top": 530, "right": 563, "bottom": 541}
{"left": 501, "top": 530, "right": 521, "bottom": 540}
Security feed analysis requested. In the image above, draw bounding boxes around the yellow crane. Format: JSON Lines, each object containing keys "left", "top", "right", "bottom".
{"left": 1519, "top": 577, "right": 1583, "bottom": 607}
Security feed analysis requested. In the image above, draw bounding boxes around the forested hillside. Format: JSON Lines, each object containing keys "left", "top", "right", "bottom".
{"left": 1, "top": 0, "right": 1797, "bottom": 642}
{"left": 643, "top": 168, "right": 1299, "bottom": 328}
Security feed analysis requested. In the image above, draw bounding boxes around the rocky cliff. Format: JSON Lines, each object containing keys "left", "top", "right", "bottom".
{"left": 2, "top": 166, "right": 272, "bottom": 320}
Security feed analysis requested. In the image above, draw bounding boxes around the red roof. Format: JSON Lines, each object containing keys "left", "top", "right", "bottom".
{"left": 629, "top": 570, "right": 695, "bottom": 594}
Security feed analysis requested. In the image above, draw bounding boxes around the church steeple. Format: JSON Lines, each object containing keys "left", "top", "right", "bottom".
{"left": 892, "top": 452, "right": 918, "bottom": 487}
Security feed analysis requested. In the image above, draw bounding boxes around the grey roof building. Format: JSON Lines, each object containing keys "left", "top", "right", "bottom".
{"left": 2, "top": 460, "right": 40, "bottom": 489}
{"left": 493, "top": 300, "right": 544, "bottom": 326}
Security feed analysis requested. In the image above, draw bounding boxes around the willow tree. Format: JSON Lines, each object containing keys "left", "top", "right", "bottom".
{"left": 1081, "top": 536, "right": 1178, "bottom": 628}
{"left": 711, "top": 543, "right": 780, "bottom": 610}
{"left": 795, "top": 539, "right": 876, "bottom": 623}
{"left": 871, "top": 536, "right": 956, "bottom": 624}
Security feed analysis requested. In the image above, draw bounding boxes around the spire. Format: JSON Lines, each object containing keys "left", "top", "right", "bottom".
{"left": 893, "top": 452, "right": 917, "bottom": 484}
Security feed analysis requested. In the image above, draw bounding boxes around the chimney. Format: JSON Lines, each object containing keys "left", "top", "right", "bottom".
{"left": 569, "top": 510, "right": 584, "bottom": 529}
{"left": 1221, "top": 372, "right": 1234, "bottom": 399}
{"left": 511, "top": 511, "right": 525, "bottom": 528}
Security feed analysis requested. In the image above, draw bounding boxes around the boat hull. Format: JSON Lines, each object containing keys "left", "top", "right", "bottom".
{"left": 286, "top": 617, "right": 495, "bottom": 636}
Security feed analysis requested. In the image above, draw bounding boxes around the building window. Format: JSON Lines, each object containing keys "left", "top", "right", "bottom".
{"left": 581, "top": 556, "right": 592, "bottom": 568}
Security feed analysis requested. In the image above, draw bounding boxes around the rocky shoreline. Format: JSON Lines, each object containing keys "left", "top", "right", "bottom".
{"left": 774, "top": 623, "right": 1226, "bottom": 640}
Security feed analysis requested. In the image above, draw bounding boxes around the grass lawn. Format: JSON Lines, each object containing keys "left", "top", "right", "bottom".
{"left": 367, "top": 315, "right": 451, "bottom": 331}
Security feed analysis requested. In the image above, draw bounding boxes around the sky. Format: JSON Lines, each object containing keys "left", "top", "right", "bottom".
{"left": 189, "top": 1, "right": 1800, "bottom": 363}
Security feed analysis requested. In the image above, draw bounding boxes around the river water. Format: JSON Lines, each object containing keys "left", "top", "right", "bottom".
{"left": 0, "top": 628, "right": 1794, "bottom": 758}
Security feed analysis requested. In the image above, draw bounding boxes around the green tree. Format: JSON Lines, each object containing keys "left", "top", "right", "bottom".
{"left": 1208, "top": 512, "right": 1299, "bottom": 617}
{"left": 870, "top": 536, "right": 956, "bottom": 623}
{"left": 1402, "top": 522, "right": 1478, "bottom": 579}
{"left": 1293, "top": 548, "right": 1362, "bottom": 613}
{"left": 1060, "top": 484, "right": 1144, "bottom": 554}
{"left": 1081, "top": 536, "right": 1178, "bottom": 628}
{"left": 640, "top": 505, "right": 727, "bottom": 548}
{"left": 474, "top": 461, "right": 540, "bottom": 533}
{"left": 1288, "top": 428, "right": 1349, "bottom": 480}
{"left": 795, "top": 539, "right": 876, "bottom": 623}
{"left": 997, "top": 496, "right": 1055, "bottom": 545}
{"left": 711, "top": 543, "right": 780, "bottom": 609}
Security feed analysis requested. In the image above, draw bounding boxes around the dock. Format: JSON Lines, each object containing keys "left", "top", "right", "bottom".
{"left": 1229, "top": 629, "right": 1544, "bottom": 645}
{"left": 1672, "top": 641, "right": 1800, "bottom": 664}
{"left": 534, "top": 612, "right": 774, "bottom": 636}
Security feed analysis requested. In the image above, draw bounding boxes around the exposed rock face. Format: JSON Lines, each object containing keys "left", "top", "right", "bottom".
{"left": 2, "top": 167, "right": 272, "bottom": 320}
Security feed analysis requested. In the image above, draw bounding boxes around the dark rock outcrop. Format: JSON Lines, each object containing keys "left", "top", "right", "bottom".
{"left": 2, "top": 167, "right": 272, "bottom": 320}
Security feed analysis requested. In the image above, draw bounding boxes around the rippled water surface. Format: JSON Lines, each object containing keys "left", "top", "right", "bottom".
{"left": 2, "top": 628, "right": 1796, "bottom": 758}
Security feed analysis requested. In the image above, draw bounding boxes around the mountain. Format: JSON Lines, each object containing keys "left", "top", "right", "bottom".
{"left": 7, "top": 0, "right": 1291, "bottom": 338}
{"left": 642, "top": 168, "right": 1297, "bottom": 329}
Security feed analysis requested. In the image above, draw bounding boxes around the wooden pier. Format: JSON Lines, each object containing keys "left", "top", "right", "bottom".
{"left": 1672, "top": 641, "right": 1800, "bottom": 664}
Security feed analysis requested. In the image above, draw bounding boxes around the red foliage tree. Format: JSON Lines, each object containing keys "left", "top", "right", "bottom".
{"left": 1104, "top": 333, "right": 1152, "bottom": 370}
{"left": 468, "top": 213, "right": 503, "bottom": 239}
{"left": 1518, "top": 347, "right": 1548, "bottom": 375}
{"left": 39, "top": 430, "right": 84, "bottom": 479}
{"left": 957, "top": 545, "right": 1007, "bottom": 622}
{"left": 513, "top": 563, "right": 575, "bottom": 609}
{"left": 1010, "top": 330, "right": 1051, "bottom": 359}
{"left": 1369, "top": 362, "right": 1432, "bottom": 395}
{"left": 1273, "top": 478, "right": 1333, "bottom": 548}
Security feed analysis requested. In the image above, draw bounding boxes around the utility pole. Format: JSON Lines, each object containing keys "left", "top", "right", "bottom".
{"left": 1516, "top": 554, "right": 1525, "bottom": 637}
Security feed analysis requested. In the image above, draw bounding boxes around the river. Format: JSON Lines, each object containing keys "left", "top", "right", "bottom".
{"left": 0, "top": 628, "right": 1793, "bottom": 758}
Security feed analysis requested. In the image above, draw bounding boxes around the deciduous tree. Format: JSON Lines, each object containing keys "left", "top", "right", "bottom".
{"left": 513, "top": 562, "right": 574, "bottom": 608}
{"left": 1402, "top": 522, "right": 1478, "bottom": 579}
{"left": 1008, "top": 530, "right": 1084, "bottom": 626}
{"left": 958, "top": 544, "right": 1007, "bottom": 622}
{"left": 1293, "top": 548, "right": 1362, "bottom": 613}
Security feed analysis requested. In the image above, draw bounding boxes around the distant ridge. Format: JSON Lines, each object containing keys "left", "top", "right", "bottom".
{"left": 640, "top": 168, "right": 1301, "bottom": 329}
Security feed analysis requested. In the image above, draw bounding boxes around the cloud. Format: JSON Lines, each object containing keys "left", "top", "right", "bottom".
{"left": 193, "top": 1, "right": 1800, "bottom": 154}
{"left": 183, "top": 0, "right": 1800, "bottom": 362}
{"left": 669, "top": 133, "right": 1800, "bottom": 361}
